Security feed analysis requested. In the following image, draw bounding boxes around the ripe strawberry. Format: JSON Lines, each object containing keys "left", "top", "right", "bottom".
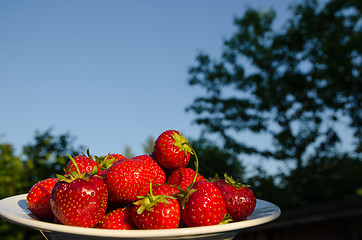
{"left": 50, "top": 156, "right": 108, "bottom": 228}
{"left": 26, "top": 178, "right": 58, "bottom": 221}
{"left": 181, "top": 180, "right": 227, "bottom": 227}
{"left": 151, "top": 130, "right": 193, "bottom": 171}
{"left": 97, "top": 153, "right": 126, "bottom": 177}
{"left": 166, "top": 168, "right": 204, "bottom": 191}
{"left": 103, "top": 158, "right": 152, "bottom": 205}
{"left": 106, "top": 153, "right": 127, "bottom": 162}
{"left": 96, "top": 206, "right": 137, "bottom": 230}
{"left": 133, "top": 154, "right": 166, "bottom": 185}
{"left": 152, "top": 183, "right": 180, "bottom": 196}
{"left": 65, "top": 150, "right": 100, "bottom": 174}
{"left": 212, "top": 174, "right": 256, "bottom": 221}
{"left": 131, "top": 184, "right": 181, "bottom": 229}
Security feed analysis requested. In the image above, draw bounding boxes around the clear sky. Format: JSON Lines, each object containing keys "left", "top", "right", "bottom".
{"left": 1, "top": 0, "right": 297, "bottom": 173}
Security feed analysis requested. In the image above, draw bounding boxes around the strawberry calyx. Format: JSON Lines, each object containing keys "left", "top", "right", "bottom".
{"left": 208, "top": 173, "right": 221, "bottom": 183}
{"left": 97, "top": 154, "right": 120, "bottom": 170}
{"left": 220, "top": 213, "right": 233, "bottom": 224}
{"left": 223, "top": 173, "right": 251, "bottom": 188}
{"left": 84, "top": 148, "right": 95, "bottom": 160}
{"left": 172, "top": 131, "right": 193, "bottom": 157}
{"left": 133, "top": 182, "right": 176, "bottom": 215}
{"left": 176, "top": 186, "right": 197, "bottom": 210}
{"left": 57, "top": 155, "right": 99, "bottom": 183}
{"left": 80, "top": 148, "right": 97, "bottom": 163}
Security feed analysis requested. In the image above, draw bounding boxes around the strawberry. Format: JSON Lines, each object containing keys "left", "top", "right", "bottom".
{"left": 97, "top": 153, "right": 126, "bottom": 177}
{"left": 131, "top": 184, "right": 181, "bottom": 229}
{"left": 212, "top": 174, "right": 256, "bottom": 221}
{"left": 65, "top": 150, "right": 100, "bottom": 174}
{"left": 181, "top": 180, "right": 227, "bottom": 227}
{"left": 96, "top": 206, "right": 137, "bottom": 230}
{"left": 166, "top": 168, "right": 205, "bottom": 191}
{"left": 132, "top": 154, "right": 166, "bottom": 185}
{"left": 50, "top": 156, "right": 108, "bottom": 228}
{"left": 151, "top": 130, "right": 193, "bottom": 171}
{"left": 106, "top": 153, "right": 126, "bottom": 163}
{"left": 26, "top": 178, "right": 58, "bottom": 221}
{"left": 103, "top": 158, "right": 152, "bottom": 205}
{"left": 152, "top": 183, "right": 180, "bottom": 196}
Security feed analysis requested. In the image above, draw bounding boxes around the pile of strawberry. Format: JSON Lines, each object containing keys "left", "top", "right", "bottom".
{"left": 26, "top": 130, "right": 256, "bottom": 230}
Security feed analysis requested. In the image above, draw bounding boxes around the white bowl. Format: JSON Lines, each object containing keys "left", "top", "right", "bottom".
{"left": 0, "top": 194, "right": 280, "bottom": 240}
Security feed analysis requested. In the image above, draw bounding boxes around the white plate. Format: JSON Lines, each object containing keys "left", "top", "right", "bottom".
{"left": 0, "top": 194, "right": 280, "bottom": 240}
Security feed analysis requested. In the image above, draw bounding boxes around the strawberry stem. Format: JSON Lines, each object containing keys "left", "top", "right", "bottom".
{"left": 191, "top": 147, "right": 199, "bottom": 186}
{"left": 148, "top": 181, "right": 154, "bottom": 200}
{"left": 172, "top": 131, "right": 200, "bottom": 188}
{"left": 68, "top": 155, "right": 81, "bottom": 176}
{"left": 184, "top": 144, "right": 199, "bottom": 189}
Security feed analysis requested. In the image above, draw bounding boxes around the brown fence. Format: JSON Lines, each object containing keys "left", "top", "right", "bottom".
{"left": 235, "top": 197, "right": 362, "bottom": 240}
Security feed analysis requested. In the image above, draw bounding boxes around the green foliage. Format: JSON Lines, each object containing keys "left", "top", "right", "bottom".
{"left": 0, "top": 143, "right": 34, "bottom": 240}
{"left": 0, "top": 129, "right": 84, "bottom": 240}
{"left": 0, "top": 144, "right": 27, "bottom": 198}
{"left": 123, "top": 145, "right": 135, "bottom": 158}
{"left": 142, "top": 135, "right": 155, "bottom": 155}
{"left": 248, "top": 153, "right": 362, "bottom": 210}
{"left": 22, "top": 128, "right": 85, "bottom": 183}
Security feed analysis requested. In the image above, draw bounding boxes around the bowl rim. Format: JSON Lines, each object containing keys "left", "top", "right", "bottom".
{"left": 0, "top": 194, "right": 281, "bottom": 238}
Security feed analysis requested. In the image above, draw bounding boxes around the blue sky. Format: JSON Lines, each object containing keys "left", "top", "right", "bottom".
{"left": 1, "top": 0, "right": 297, "bottom": 173}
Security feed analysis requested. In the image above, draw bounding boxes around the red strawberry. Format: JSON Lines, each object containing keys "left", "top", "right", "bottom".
{"left": 97, "top": 153, "right": 126, "bottom": 177}
{"left": 26, "top": 178, "right": 58, "bottom": 221}
{"left": 132, "top": 154, "right": 166, "bottom": 185}
{"left": 181, "top": 180, "right": 227, "bottom": 227}
{"left": 106, "top": 153, "right": 127, "bottom": 162}
{"left": 167, "top": 168, "right": 204, "bottom": 191}
{"left": 103, "top": 158, "right": 152, "bottom": 205}
{"left": 212, "top": 174, "right": 256, "bottom": 221}
{"left": 131, "top": 185, "right": 181, "bottom": 229}
{"left": 152, "top": 183, "right": 180, "bottom": 196}
{"left": 96, "top": 206, "right": 137, "bottom": 230}
{"left": 50, "top": 156, "right": 108, "bottom": 228}
{"left": 65, "top": 150, "right": 100, "bottom": 174}
{"left": 151, "top": 130, "right": 193, "bottom": 171}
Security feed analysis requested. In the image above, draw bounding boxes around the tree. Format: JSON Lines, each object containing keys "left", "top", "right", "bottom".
{"left": 142, "top": 135, "right": 155, "bottom": 155}
{"left": 0, "top": 143, "right": 27, "bottom": 199}
{"left": 187, "top": 0, "right": 361, "bottom": 173}
{"left": 123, "top": 145, "right": 135, "bottom": 158}
{"left": 122, "top": 135, "right": 155, "bottom": 157}
{"left": 247, "top": 152, "right": 362, "bottom": 209}
{"left": 0, "top": 143, "right": 30, "bottom": 240}
{"left": 22, "top": 128, "right": 85, "bottom": 184}
{"left": 0, "top": 129, "right": 84, "bottom": 240}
